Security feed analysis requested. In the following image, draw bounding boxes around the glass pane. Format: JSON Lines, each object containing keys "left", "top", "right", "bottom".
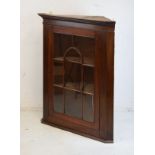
{"left": 83, "top": 94, "right": 94, "bottom": 122}
{"left": 53, "top": 32, "right": 95, "bottom": 122}
{"left": 54, "top": 33, "right": 72, "bottom": 58}
{"left": 65, "top": 48, "right": 81, "bottom": 64}
{"left": 53, "top": 33, "right": 95, "bottom": 67}
{"left": 74, "top": 36, "right": 95, "bottom": 66}
{"left": 83, "top": 67, "right": 94, "bottom": 94}
{"left": 53, "top": 87, "right": 64, "bottom": 113}
{"left": 65, "top": 90, "right": 82, "bottom": 119}
{"left": 53, "top": 62, "right": 63, "bottom": 86}
{"left": 65, "top": 62, "right": 82, "bottom": 90}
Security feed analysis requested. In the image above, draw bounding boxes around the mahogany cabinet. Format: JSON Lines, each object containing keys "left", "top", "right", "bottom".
{"left": 38, "top": 13, "right": 115, "bottom": 142}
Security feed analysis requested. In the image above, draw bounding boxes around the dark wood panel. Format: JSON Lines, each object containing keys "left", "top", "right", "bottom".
{"left": 38, "top": 13, "right": 115, "bottom": 27}
{"left": 95, "top": 31, "right": 108, "bottom": 139}
{"left": 47, "top": 116, "right": 99, "bottom": 137}
{"left": 42, "top": 24, "right": 50, "bottom": 121}
{"left": 53, "top": 25, "right": 95, "bottom": 38}
{"left": 105, "top": 31, "right": 114, "bottom": 140}
{"left": 97, "top": 31, "right": 114, "bottom": 141}
{"left": 43, "top": 19, "right": 115, "bottom": 32}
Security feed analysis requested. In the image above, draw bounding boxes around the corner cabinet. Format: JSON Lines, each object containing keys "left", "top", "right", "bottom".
{"left": 38, "top": 13, "right": 115, "bottom": 143}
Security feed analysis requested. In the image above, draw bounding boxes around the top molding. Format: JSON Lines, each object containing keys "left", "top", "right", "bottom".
{"left": 38, "top": 13, "right": 115, "bottom": 27}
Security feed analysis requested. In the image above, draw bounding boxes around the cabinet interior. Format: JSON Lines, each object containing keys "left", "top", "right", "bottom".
{"left": 53, "top": 33, "right": 95, "bottom": 122}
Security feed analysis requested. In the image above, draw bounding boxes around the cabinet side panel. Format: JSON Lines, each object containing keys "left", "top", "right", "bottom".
{"left": 105, "top": 31, "right": 114, "bottom": 141}
{"left": 98, "top": 31, "right": 114, "bottom": 142}
{"left": 42, "top": 24, "right": 53, "bottom": 120}
{"left": 42, "top": 24, "right": 48, "bottom": 120}
{"left": 96, "top": 32, "right": 107, "bottom": 139}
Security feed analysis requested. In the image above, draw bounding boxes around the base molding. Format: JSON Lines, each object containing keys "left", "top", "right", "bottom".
{"left": 41, "top": 118, "right": 113, "bottom": 143}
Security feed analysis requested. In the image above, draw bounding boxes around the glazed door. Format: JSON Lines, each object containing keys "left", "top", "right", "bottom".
{"left": 47, "top": 25, "right": 99, "bottom": 134}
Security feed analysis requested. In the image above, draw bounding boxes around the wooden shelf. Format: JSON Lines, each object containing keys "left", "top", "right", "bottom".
{"left": 53, "top": 57, "right": 94, "bottom": 67}
{"left": 53, "top": 57, "right": 64, "bottom": 63}
{"left": 53, "top": 83, "right": 94, "bottom": 95}
{"left": 83, "top": 58, "right": 94, "bottom": 67}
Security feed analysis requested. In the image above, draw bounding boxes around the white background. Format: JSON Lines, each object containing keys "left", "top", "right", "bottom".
{"left": 20, "top": 0, "right": 134, "bottom": 111}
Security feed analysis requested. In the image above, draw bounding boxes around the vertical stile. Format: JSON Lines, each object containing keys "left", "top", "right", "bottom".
{"left": 60, "top": 34, "right": 65, "bottom": 114}
{"left": 72, "top": 35, "right": 74, "bottom": 46}
{"left": 81, "top": 56, "right": 84, "bottom": 120}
